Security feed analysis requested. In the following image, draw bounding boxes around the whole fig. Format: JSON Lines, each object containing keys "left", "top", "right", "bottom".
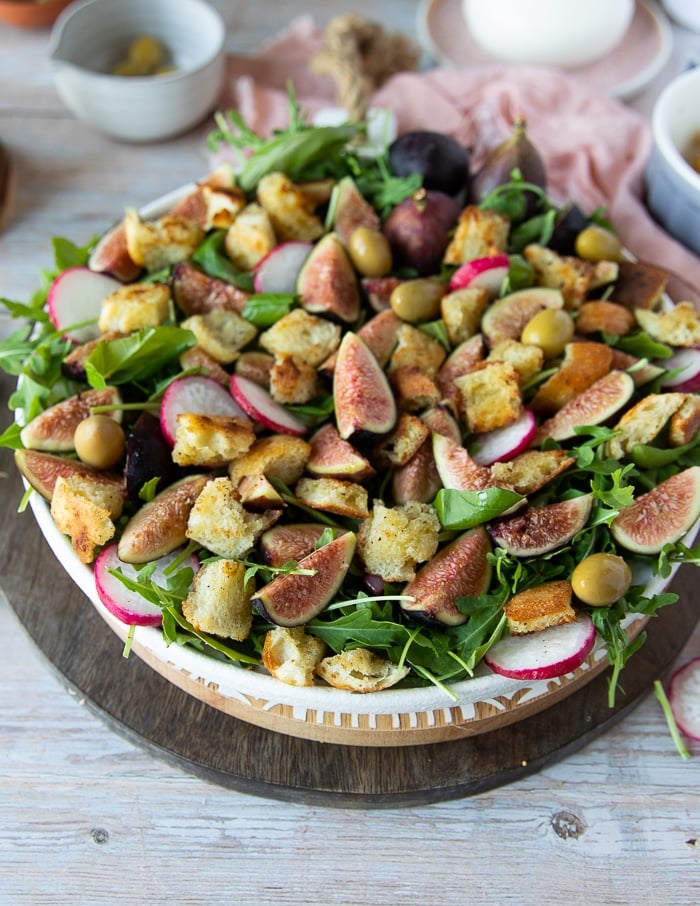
{"left": 471, "top": 117, "right": 546, "bottom": 217}
{"left": 388, "top": 130, "right": 471, "bottom": 198}
{"left": 383, "top": 189, "right": 460, "bottom": 276}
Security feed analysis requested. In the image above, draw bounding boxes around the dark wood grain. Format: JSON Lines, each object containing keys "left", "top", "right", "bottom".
{"left": 1, "top": 371, "right": 697, "bottom": 807}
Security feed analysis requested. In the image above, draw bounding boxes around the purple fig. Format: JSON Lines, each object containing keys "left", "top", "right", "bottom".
{"left": 389, "top": 130, "right": 470, "bottom": 197}
{"left": 383, "top": 189, "right": 460, "bottom": 276}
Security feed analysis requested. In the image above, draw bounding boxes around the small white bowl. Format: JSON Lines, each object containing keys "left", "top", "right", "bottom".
{"left": 48, "top": 0, "right": 226, "bottom": 143}
{"left": 646, "top": 66, "right": 700, "bottom": 255}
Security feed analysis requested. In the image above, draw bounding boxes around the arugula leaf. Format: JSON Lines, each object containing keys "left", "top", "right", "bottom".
{"left": 309, "top": 607, "right": 409, "bottom": 653}
{"left": 433, "top": 487, "right": 525, "bottom": 530}
{"left": 84, "top": 326, "right": 196, "bottom": 388}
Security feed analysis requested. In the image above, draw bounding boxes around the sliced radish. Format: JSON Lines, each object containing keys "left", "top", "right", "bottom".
{"left": 470, "top": 409, "right": 536, "bottom": 466}
{"left": 47, "top": 266, "right": 122, "bottom": 344}
{"left": 253, "top": 241, "right": 313, "bottom": 295}
{"left": 230, "top": 374, "right": 307, "bottom": 436}
{"left": 94, "top": 543, "right": 199, "bottom": 627}
{"left": 448, "top": 254, "right": 510, "bottom": 297}
{"left": 659, "top": 347, "right": 700, "bottom": 392}
{"left": 159, "top": 375, "right": 249, "bottom": 446}
{"left": 669, "top": 657, "right": 700, "bottom": 741}
{"left": 484, "top": 613, "right": 596, "bottom": 681}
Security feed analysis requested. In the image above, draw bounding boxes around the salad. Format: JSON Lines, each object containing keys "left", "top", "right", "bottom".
{"left": 1, "top": 92, "right": 699, "bottom": 707}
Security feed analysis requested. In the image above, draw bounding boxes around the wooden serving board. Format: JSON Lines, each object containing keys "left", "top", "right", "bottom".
{"left": 1, "top": 426, "right": 697, "bottom": 808}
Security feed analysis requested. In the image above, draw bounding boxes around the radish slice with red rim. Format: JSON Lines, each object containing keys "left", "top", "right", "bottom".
{"left": 470, "top": 409, "right": 536, "bottom": 466}
{"left": 47, "top": 266, "right": 122, "bottom": 344}
{"left": 230, "top": 374, "right": 307, "bottom": 436}
{"left": 94, "top": 543, "right": 199, "bottom": 627}
{"left": 659, "top": 347, "right": 700, "bottom": 393}
{"left": 159, "top": 375, "right": 249, "bottom": 446}
{"left": 448, "top": 254, "right": 510, "bottom": 296}
{"left": 484, "top": 613, "right": 596, "bottom": 681}
{"left": 669, "top": 657, "right": 700, "bottom": 741}
{"left": 253, "top": 241, "right": 313, "bottom": 295}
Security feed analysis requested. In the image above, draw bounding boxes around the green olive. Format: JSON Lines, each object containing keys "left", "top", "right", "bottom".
{"left": 347, "top": 227, "right": 393, "bottom": 277}
{"left": 574, "top": 224, "right": 624, "bottom": 263}
{"left": 571, "top": 553, "right": 632, "bottom": 607}
{"left": 74, "top": 415, "right": 126, "bottom": 470}
{"left": 520, "top": 308, "right": 575, "bottom": 358}
{"left": 390, "top": 277, "right": 446, "bottom": 323}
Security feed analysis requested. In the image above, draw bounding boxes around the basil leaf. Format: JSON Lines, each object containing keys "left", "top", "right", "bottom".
{"left": 84, "top": 326, "right": 195, "bottom": 388}
{"left": 192, "top": 231, "right": 253, "bottom": 290}
{"left": 242, "top": 294, "right": 295, "bottom": 327}
{"left": 433, "top": 487, "right": 525, "bottom": 530}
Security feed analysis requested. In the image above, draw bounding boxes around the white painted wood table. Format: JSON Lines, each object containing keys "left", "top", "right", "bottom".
{"left": 1, "top": 2, "right": 699, "bottom": 903}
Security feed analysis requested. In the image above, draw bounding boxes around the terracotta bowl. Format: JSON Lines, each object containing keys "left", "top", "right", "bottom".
{"left": 0, "top": 0, "right": 75, "bottom": 29}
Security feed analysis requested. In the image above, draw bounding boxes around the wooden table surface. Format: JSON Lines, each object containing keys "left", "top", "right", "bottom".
{"left": 1, "top": 2, "right": 699, "bottom": 903}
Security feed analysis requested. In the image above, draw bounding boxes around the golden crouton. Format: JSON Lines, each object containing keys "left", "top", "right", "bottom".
{"left": 316, "top": 648, "right": 409, "bottom": 693}
{"left": 236, "top": 474, "right": 284, "bottom": 510}
{"left": 454, "top": 361, "right": 522, "bottom": 434}
{"left": 487, "top": 339, "right": 544, "bottom": 384}
{"left": 635, "top": 302, "right": 700, "bottom": 347}
{"left": 531, "top": 341, "right": 613, "bottom": 415}
{"left": 372, "top": 413, "right": 430, "bottom": 468}
{"left": 124, "top": 208, "right": 205, "bottom": 271}
{"left": 200, "top": 180, "right": 246, "bottom": 230}
{"left": 389, "top": 365, "right": 441, "bottom": 412}
{"left": 609, "top": 259, "right": 668, "bottom": 310}
{"left": 443, "top": 206, "right": 510, "bottom": 265}
{"left": 388, "top": 324, "right": 446, "bottom": 378}
{"left": 262, "top": 626, "right": 327, "bottom": 687}
{"left": 50, "top": 475, "right": 116, "bottom": 564}
{"left": 504, "top": 580, "right": 576, "bottom": 635}
{"left": 180, "top": 308, "right": 257, "bottom": 364}
{"left": 98, "top": 283, "right": 171, "bottom": 334}
{"left": 228, "top": 435, "right": 311, "bottom": 486}
{"left": 181, "top": 558, "right": 253, "bottom": 640}
{"left": 357, "top": 499, "right": 440, "bottom": 582}
{"left": 294, "top": 477, "right": 369, "bottom": 519}
{"left": 172, "top": 413, "right": 255, "bottom": 468}
{"left": 256, "top": 171, "right": 325, "bottom": 243}
{"left": 575, "top": 300, "right": 636, "bottom": 337}
{"left": 259, "top": 308, "right": 342, "bottom": 368}
{"left": 224, "top": 202, "right": 277, "bottom": 271}
{"left": 269, "top": 354, "right": 318, "bottom": 404}
{"left": 186, "top": 477, "right": 269, "bottom": 559}
{"left": 440, "top": 286, "right": 489, "bottom": 346}
{"left": 669, "top": 394, "right": 700, "bottom": 446}
{"left": 524, "top": 244, "right": 617, "bottom": 310}
{"left": 606, "top": 392, "right": 687, "bottom": 460}
{"left": 490, "top": 449, "right": 575, "bottom": 495}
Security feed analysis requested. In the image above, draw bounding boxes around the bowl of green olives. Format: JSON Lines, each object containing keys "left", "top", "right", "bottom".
{"left": 48, "top": 0, "right": 226, "bottom": 143}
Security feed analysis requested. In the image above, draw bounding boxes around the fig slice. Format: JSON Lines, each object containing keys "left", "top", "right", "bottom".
{"left": 534, "top": 370, "right": 635, "bottom": 444}
{"left": 252, "top": 531, "right": 357, "bottom": 627}
{"left": 610, "top": 466, "right": 700, "bottom": 554}
{"left": 401, "top": 526, "right": 492, "bottom": 626}
{"left": 333, "top": 332, "right": 397, "bottom": 440}
{"left": 297, "top": 232, "right": 361, "bottom": 324}
{"left": 306, "top": 423, "right": 375, "bottom": 480}
{"left": 14, "top": 448, "right": 123, "bottom": 502}
{"left": 432, "top": 433, "right": 496, "bottom": 492}
{"left": 117, "top": 474, "right": 210, "bottom": 564}
{"left": 259, "top": 522, "right": 332, "bottom": 568}
{"left": 488, "top": 494, "right": 593, "bottom": 557}
{"left": 19, "top": 387, "right": 122, "bottom": 452}
{"left": 481, "top": 286, "right": 563, "bottom": 347}
{"left": 325, "top": 176, "right": 381, "bottom": 247}
{"left": 320, "top": 309, "right": 401, "bottom": 376}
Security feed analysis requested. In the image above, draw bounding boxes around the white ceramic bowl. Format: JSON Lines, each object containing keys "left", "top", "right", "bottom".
{"left": 661, "top": 0, "right": 700, "bottom": 32}
{"left": 48, "top": 0, "right": 226, "bottom": 143}
{"left": 461, "top": 0, "right": 635, "bottom": 68}
{"left": 646, "top": 66, "right": 700, "bottom": 255}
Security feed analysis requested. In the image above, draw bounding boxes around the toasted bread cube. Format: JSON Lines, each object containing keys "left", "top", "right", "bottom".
{"left": 389, "top": 324, "right": 447, "bottom": 378}
{"left": 487, "top": 339, "right": 544, "bottom": 384}
{"left": 228, "top": 435, "right": 311, "bottom": 486}
{"left": 373, "top": 413, "right": 430, "bottom": 467}
{"left": 124, "top": 208, "right": 205, "bottom": 271}
{"left": 316, "top": 648, "right": 409, "bottom": 692}
{"left": 531, "top": 341, "right": 613, "bottom": 415}
{"left": 50, "top": 475, "right": 116, "bottom": 564}
{"left": 389, "top": 365, "right": 441, "bottom": 412}
{"left": 504, "top": 580, "right": 576, "bottom": 635}
{"left": 236, "top": 473, "right": 284, "bottom": 510}
{"left": 357, "top": 500, "right": 440, "bottom": 582}
{"left": 454, "top": 361, "right": 522, "bottom": 434}
{"left": 200, "top": 180, "right": 246, "bottom": 230}
{"left": 181, "top": 558, "right": 253, "bottom": 640}
{"left": 224, "top": 202, "right": 277, "bottom": 271}
{"left": 610, "top": 259, "right": 668, "bottom": 310}
{"left": 524, "top": 244, "right": 600, "bottom": 310}
{"left": 256, "top": 171, "right": 325, "bottom": 242}
{"left": 262, "top": 626, "right": 327, "bottom": 687}
{"left": 172, "top": 413, "right": 255, "bottom": 467}
{"left": 269, "top": 354, "right": 317, "bottom": 404}
{"left": 294, "top": 477, "right": 369, "bottom": 519}
{"left": 259, "top": 308, "right": 341, "bottom": 368}
{"left": 443, "top": 206, "right": 509, "bottom": 265}
{"left": 186, "top": 477, "right": 268, "bottom": 558}
{"left": 98, "top": 283, "right": 171, "bottom": 334}
{"left": 575, "top": 300, "right": 636, "bottom": 337}
{"left": 490, "top": 449, "right": 575, "bottom": 495}
{"left": 669, "top": 394, "right": 700, "bottom": 446}
{"left": 606, "top": 392, "right": 687, "bottom": 460}
{"left": 180, "top": 308, "right": 257, "bottom": 364}
{"left": 635, "top": 302, "right": 700, "bottom": 347}
{"left": 441, "top": 286, "right": 489, "bottom": 346}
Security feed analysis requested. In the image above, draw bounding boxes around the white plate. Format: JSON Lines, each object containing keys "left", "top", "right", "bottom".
{"left": 417, "top": 0, "right": 673, "bottom": 101}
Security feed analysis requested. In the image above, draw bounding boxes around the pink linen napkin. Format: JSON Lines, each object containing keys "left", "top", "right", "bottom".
{"left": 214, "top": 16, "right": 700, "bottom": 303}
